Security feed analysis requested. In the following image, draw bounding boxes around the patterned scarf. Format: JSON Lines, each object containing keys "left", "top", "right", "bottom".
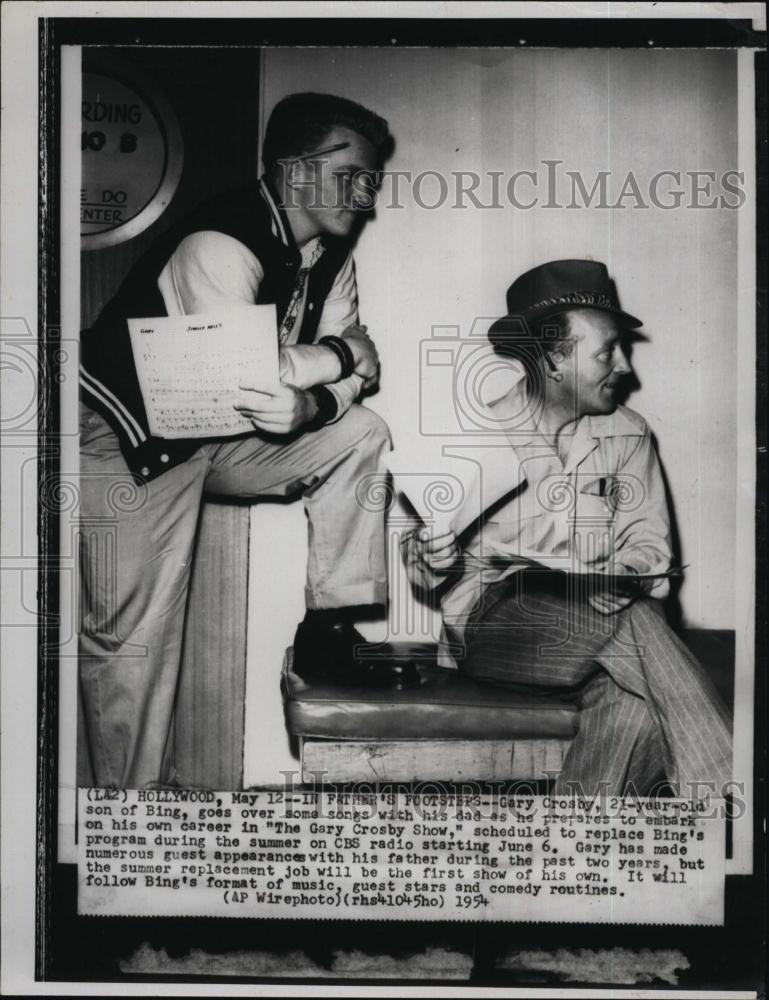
{"left": 278, "top": 237, "right": 326, "bottom": 344}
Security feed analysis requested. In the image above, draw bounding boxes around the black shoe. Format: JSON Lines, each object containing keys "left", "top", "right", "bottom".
{"left": 358, "top": 648, "right": 420, "bottom": 690}
{"left": 292, "top": 615, "right": 419, "bottom": 689}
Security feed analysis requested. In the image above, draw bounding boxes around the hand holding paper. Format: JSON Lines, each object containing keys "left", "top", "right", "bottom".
{"left": 128, "top": 304, "right": 280, "bottom": 439}
{"left": 233, "top": 383, "right": 318, "bottom": 434}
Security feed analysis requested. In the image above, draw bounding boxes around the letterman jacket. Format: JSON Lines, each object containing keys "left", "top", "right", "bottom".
{"left": 80, "top": 178, "right": 356, "bottom": 481}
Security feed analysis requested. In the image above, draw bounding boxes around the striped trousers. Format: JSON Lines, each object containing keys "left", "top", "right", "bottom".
{"left": 460, "top": 571, "right": 733, "bottom": 797}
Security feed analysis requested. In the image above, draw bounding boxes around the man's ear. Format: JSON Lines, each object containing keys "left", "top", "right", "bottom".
{"left": 545, "top": 340, "right": 576, "bottom": 372}
{"left": 284, "top": 159, "right": 303, "bottom": 190}
{"left": 281, "top": 159, "right": 318, "bottom": 210}
{"left": 544, "top": 347, "right": 568, "bottom": 383}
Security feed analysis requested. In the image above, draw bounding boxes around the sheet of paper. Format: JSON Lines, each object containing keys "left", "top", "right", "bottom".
{"left": 477, "top": 552, "right": 684, "bottom": 582}
{"left": 127, "top": 305, "right": 280, "bottom": 439}
{"left": 387, "top": 445, "right": 521, "bottom": 536}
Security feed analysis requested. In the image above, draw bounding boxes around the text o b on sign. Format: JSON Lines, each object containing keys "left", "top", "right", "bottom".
{"left": 81, "top": 59, "right": 183, "bottom": 251}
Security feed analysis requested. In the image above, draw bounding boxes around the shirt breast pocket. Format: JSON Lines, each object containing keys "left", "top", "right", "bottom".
{"left": 573, "top": 492, "right": 615, "bottom": 562}
{"left": 576, "top": 490, "right": 616, "bottom": 520}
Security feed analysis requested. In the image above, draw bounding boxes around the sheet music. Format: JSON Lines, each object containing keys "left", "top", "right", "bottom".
{"left": 127, "top": 305, "right": 280, "bottom": 439}
{"left": 466, "top": 550, "right": 684, "bottom": 583}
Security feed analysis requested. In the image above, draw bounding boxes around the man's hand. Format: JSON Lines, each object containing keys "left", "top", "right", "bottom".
{"left": 587, "top": 565, "right": 651, "bottom": 615}
{"left": 340, "top": 324, "right": 379, "bottom": 387}
{"left": 234, "top": 384, "right": 318, "bottom": 434}
{"left": 588, "top": 590, "right": 635, "bottom": 615}
{"left": 414, "top": 529, "right": 461, "bottom": 576}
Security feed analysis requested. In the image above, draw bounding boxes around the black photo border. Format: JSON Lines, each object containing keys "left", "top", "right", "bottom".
{"left": 36, "top": 10, "right": 768, "bottom": 991}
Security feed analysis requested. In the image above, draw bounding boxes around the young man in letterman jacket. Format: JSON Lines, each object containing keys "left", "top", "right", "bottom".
{"left": 79, "top": 93, "right": 398, "bottom": 788}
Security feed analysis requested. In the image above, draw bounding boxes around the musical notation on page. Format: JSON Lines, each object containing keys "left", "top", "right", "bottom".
{"left": 127, "top": 306, "right": 280, "bottom": 439}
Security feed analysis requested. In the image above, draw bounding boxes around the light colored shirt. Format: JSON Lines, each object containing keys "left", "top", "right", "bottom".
{"left": 401, "top": 382, "right": 673, "bottom": 666}
{"left": 157, "top": 183, "right": 364, "bottom": 421}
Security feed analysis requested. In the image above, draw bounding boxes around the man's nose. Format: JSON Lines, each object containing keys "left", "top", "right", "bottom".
{"left": 613, "top": 347, "right": 632, "bottom": 374}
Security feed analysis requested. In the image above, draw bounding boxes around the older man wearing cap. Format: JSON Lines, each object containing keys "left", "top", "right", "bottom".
{"left": 402, "top": 259, "right": 732, "bottom": 798}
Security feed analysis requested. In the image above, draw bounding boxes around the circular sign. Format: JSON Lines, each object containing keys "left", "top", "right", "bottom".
{"left": 80, "top": 61, "right": 183, "bottom": 250}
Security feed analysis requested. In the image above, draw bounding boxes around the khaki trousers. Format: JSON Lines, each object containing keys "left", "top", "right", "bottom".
{"left": 78, "top": 402, "right": 390, "bottom": 788}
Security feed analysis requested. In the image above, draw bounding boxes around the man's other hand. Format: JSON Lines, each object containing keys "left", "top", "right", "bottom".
{"left": 588, "top": 565, "right": 652, "bottom": 615}
{"left": 415, "top": 529, "right": 461, "bottom": 576}
{"left": 588, "top": 591, "right": 636, "bottom": 615}
{"left": 341, "top": 323, "right": 379, "bottom": 387}
{"left": 234, "top": 384, "right": 318, "bottom": 434}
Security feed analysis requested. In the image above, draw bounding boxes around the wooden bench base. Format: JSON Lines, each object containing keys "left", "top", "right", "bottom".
{"left": 300, "top": 737, "right": 572, "bottom": 783}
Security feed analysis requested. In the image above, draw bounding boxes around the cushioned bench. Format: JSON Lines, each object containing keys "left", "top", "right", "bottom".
{"left": 283, "top": 644, "right": 577, "bottom": 782}
{"left": 281, "top": 631, "right": 735, "bottom": 784}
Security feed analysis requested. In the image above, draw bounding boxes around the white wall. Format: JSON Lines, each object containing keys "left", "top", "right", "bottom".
{"left": 244, "top": 47, "right": 741, "bottom": 783}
